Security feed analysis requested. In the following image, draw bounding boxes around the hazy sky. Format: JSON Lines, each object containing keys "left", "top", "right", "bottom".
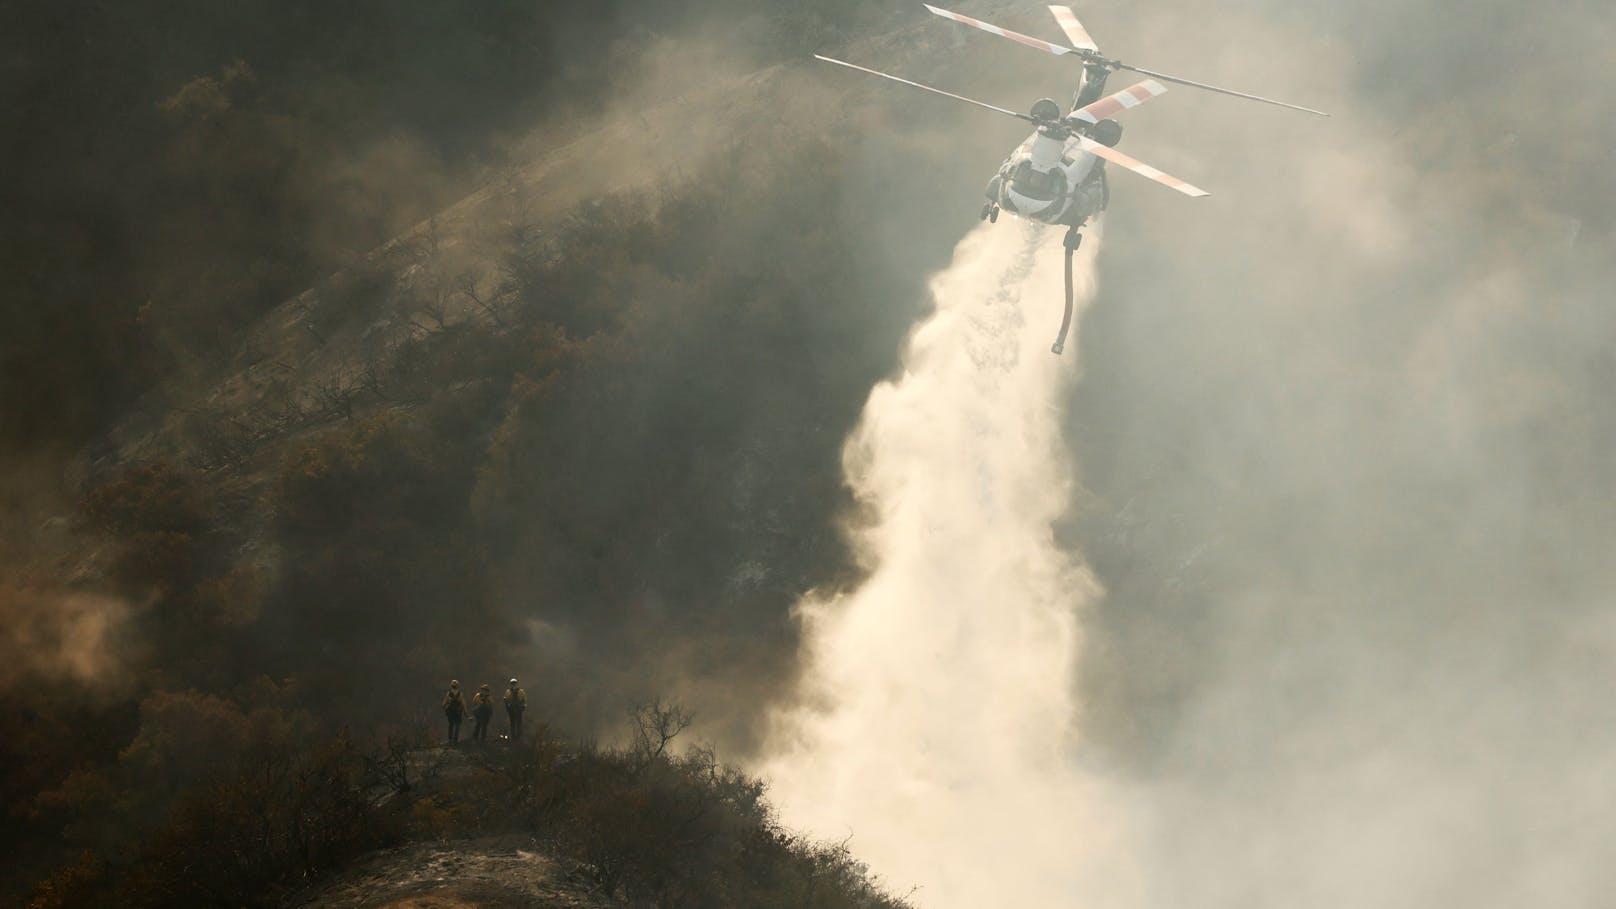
{"left": 771, "top": 1, "right": 1616, "bottom": 905}
{"left": 1041, "top": 1, "right": 1615, "bottom": 903}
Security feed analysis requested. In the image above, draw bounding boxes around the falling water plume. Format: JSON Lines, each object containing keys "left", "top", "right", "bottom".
{"left": 760, "top": 222, "right": 1136, "bottom": 908}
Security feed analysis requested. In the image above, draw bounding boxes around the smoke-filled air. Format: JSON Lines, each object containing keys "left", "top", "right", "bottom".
{"left": 4, "top": 0, "right": 1616, "bottom": 906}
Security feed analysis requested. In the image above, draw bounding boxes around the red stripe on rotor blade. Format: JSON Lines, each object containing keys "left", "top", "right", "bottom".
{"left": 1070, "top": 80, "right": 1167, "bottom": 123}
{"left": 1048, "top": 6, "right": 1098, "bottom": 51}
{"left": 1076, "top": 96, "right": 1126, "bottom": 121}
{"left": 1077, "top": 136, "right": 1209, "bottom": 197}
{"left": 924, "top": 4, "right": 1073, "bottom": 55}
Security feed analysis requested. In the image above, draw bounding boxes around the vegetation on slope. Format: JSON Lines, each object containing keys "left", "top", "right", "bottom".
{"left": 1, "top": 2, "right": 973, "bottom": 901}
{"left": 28, "top": 699, "right": 911, "bottom": 908}
{"left": 0, "top": 0, "right": 878, "bottom": 445}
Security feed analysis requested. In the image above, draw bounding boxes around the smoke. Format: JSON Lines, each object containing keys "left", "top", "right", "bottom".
{"left": 8, "top": 0, "right": 1615, "bottom": 900}
{"left": 0, "top": 586, "right": 131, "bottom": 689}
{"left": 757, "top": 1, "right": 1616, "bottom": 904}
{"left": 0, "top": 454, "right": 130, "bottom": 691}
{"left": 760, "top": 222, "right": 1136, "bottom": 907}
{"left": 1049, "top": 2, "right": 1616, "bottom": 906}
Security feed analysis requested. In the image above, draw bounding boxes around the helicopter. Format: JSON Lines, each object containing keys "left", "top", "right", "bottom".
{"left": 816, "top": 4, "right": 1326, "bottom": 352}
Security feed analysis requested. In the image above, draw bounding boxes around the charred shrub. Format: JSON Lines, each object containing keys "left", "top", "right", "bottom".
{"left": 120, "top": 735, "right": 395, "bottom": 908}
{"left": 30, "top": 693, "right": 405, "bottom": 909}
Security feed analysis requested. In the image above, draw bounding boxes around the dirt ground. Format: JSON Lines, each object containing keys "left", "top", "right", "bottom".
{"left": 286, "top": 832, "right": 622, "bottom": 909}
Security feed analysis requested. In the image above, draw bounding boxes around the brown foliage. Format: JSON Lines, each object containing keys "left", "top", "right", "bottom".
{"left": 77, "top": 463, "right": 222, "bottom": 604}
{"left": 28, "top": 688, "right": 401, "bottom": 909}
{"left": 25, "top": 852, "right": 111, "bottom": 909}
{"left": 25, "top": 695, "right": 909, "bottom": 909}
{"left": 79, "top": 463, "right": 210, "bottom": 538}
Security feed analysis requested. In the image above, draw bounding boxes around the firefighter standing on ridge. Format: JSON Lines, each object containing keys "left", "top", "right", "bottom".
{"left": 504, "top": 678, "right": 526, "bottom": 740}
{"left": 471, "top": 683, "right": 495, "bottom": 743}
{"left": 442, "top": 680, "right": 467, "bottom": 745}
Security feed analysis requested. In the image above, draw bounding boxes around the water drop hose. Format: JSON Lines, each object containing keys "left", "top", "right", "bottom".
{"left": 1051, "top": 229, "right": 1080, "bottom": 355}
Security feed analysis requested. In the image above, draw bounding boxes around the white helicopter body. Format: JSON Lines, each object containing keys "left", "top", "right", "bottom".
{"left": 989, "top": 123, "right": 1107, "bottom": 226}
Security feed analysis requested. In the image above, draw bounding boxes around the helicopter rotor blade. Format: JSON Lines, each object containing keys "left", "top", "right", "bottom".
{"left": 920, "top": 3, "right": 1327, "bottom": 117}
{"left": 1047, "top": 5, "right": 1099, "bottom": 52}
{"left": 923, "top": 4, "right": 1077, "bottom": 57}
{"left": 1075, "top": 135, "right": 1210, "bottom": 197}
{"left": 813, "top": 55, "right": 1036, "bottom": 124}
{"left": 1113, "top": 62, "right": 1328, "bottom": 117}
{"left": 1068, "top": 79, "right": 1168, "bottom": 124}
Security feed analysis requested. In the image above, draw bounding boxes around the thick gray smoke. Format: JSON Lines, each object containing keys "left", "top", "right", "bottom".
{"left": 6, "top": 0, "right": 1613, "bottom": 902}
{"left": 1057, "top": 2, "right": 1616, "bottom": 906}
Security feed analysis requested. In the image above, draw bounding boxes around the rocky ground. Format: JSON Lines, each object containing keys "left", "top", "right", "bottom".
{"left": 286, "top": 833, "right": 620, "bottom": 909}
{"left": 285, "top": 741, "right": 623, "bottom": 909}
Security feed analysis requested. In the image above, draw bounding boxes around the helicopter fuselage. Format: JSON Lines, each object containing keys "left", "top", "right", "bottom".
{"left": 985, "top": 126, "right": 1108, "bottom": 228}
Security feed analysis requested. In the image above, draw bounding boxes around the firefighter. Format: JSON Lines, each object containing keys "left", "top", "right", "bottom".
{"left": 503, "top": 677, "right": 527, "bottom": 740}
{"left": 471, "top": 683, "right": 495, "bottom": 743}
{"left": 442, "top": 680, "right": 467, "bottom": 745}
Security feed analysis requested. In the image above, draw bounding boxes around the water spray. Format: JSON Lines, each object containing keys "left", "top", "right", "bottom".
{"left": 760, "top": 223, "right": 1135, "bottom": 908}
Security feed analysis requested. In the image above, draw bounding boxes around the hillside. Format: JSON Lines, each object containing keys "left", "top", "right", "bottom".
{"left": 28, "top": 702, "right": 913, "bottom": 908}
{"left": 102, "top": 62, "right": 789, "bottom": 472}
{"left": 4, "top": 3, "right": 1016, "bottom": 905}
{"left": 53, "top": 7, "right": 995, "bottom": 737}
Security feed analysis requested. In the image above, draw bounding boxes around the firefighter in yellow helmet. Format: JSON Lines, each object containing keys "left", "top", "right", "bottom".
{"left": 503, "top": 677, "right": 527, "bottom": 740}
{"left": 471, "top": 683, "right": 495, "bottom": 743}
{"left": 442, "top": 679, "right": 467, "bottom": 745}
